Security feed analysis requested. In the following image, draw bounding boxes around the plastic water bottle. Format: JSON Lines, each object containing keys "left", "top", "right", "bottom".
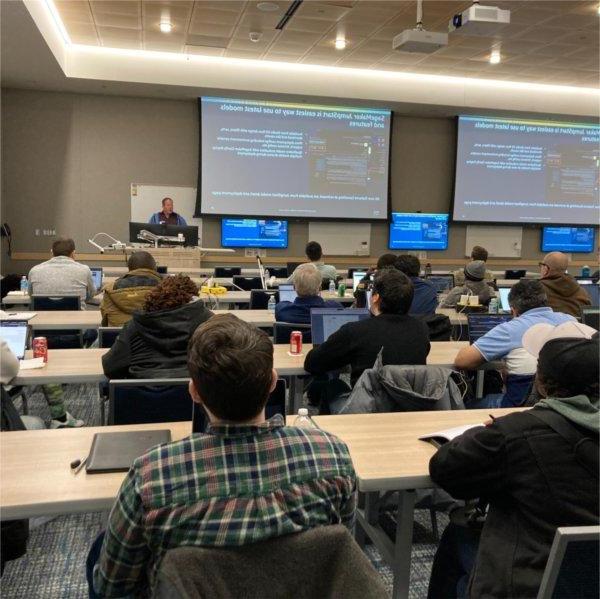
{"left": 489, "top": 297, "right": 498, "bottom": 314}
{"left": 267, "top": 294, "right": 276, "bottom": 313}
{"left": 264, "top": 269, "right": 270, "bottom": 280}
{"left": 20, "top": 276, "right": 28, "bottom": 294}
{"left": 328, "top": 279, "right": 336, "bottom": 293}
{"left": 582, "top": 265, "right": 590, "bottom": 278}
{"left": 293, "top": 408, "right": 317, "bottom": 429}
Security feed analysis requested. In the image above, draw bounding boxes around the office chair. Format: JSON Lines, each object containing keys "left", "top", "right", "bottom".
{"left": 273, "top": 322, "right": 312, "bottom": 344}
{"left": 265, "top": 266, "right": 288, "bottom": 278}
{"left": 108, "top": 379, "right": 193, "bottom": 425}
{"left": 249, "top": 290, "right": 278, "bottom": 310}
{"left": 98, "top": 327, "right": 121, "bottom": 348}
{"left": 214, "top": 267, "right": 241, "bottom": 277}
{"left": 233, "top": 276, "right": 263, "bottom": 291}
{"left": 537, "top": 526, "right": 599, "bottom": 599}
{"left": 504, "top": 269, "right": 526, "bottom": 279}
{"left": 30, "top": 295, "right": 83, "bottom": 349}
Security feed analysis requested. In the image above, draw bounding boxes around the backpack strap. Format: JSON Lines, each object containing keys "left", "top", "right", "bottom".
{"left": 529, "top": 407, "right": 599, "bottom": 478}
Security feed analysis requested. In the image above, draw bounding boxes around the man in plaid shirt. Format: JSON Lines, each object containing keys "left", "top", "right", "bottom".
{"left": 89, "top": 313, "right": 356, "bottom": 598}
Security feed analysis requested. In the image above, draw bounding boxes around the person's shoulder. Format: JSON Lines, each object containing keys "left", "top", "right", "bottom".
{"left": 281, "top": 426, "right": 354, "bottom": 469}
{"left": 324, "top": 299, "right": 343, "bottom": 308}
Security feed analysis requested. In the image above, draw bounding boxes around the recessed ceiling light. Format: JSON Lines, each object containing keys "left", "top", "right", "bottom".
{"left": 257, "top": 2, "right": 280, "bottom": 11}
{"left": 160, "top": 21, "right": 172, "bottom": 33}
{"left": 335, "top": 37, "right": 346, "bottom": 50}
{"left": 490, "top": 49, "right": 501, "bottom": 64}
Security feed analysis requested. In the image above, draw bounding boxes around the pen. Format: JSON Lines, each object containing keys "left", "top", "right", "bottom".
{"left": 488, "top": 414, "right": 496, "bottom": 421}
{"left": 70, "top": 457, "right": 87, "bottom": 474}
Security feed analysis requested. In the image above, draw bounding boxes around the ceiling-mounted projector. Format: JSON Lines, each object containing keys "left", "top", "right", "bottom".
{"left": 392, "top": 0, "right": 448, "bottom": 54}
{"left": 449, "top": 3, "right": 510, "bottom": 35}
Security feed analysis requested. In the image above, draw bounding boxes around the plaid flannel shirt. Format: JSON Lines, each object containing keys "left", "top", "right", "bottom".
{"left": 94, "top": 415, "right": 356, "bottom": 598}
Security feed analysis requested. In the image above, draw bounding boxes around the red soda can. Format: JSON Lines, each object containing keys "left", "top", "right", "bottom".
{"left": 290, "top": 331, "right": 302, "bottom": 355}
{"left": 32, "top": 337, "right": 48, "bottom": 362}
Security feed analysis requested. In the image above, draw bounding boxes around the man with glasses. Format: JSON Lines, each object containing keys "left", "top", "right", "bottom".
{"left": 539, "top": 252, "right": 591, "bottom": 317}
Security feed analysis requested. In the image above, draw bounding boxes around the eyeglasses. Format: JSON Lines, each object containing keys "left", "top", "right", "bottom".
{"left": 539, "top": 262, "right": 548, "bottom": 267}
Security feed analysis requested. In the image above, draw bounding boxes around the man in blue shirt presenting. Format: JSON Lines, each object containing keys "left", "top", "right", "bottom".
{"left": 148, "top": 197, "right": 187, "bottom": 226}
{"left": 454, "top": 280, "right": 574, "bottom": 406}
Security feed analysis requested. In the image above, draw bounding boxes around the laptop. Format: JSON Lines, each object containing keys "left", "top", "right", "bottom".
{"left": 579, "top": 280, "right": 600, "bottom": 307}
{"left": 310, "top": 308, "right": 370, "bottom": 346}
{"left": 467, "top": 314, "right": 512, "bottom": 344}
{"left": 278, "top": 283, "right": 297, "bottom": 303}
{"left": 498, "top": 288, "right": 511, "bottom": 313}
{"left": 426, "top": 275, "right": 455, "bottom": 294}
{"left": 0, "top": 320, "right": 29, "bottom": 360}
{"left": 352, "top": 271, "right": 368, "bottom": 290}
{"left": 581, "top": 307, "right": 600, "bottom": 331}
{"left": 90, "top": 267, "right": 103, "bottom": 291}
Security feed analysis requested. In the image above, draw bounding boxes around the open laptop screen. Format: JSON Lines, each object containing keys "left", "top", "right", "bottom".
{"left": 467, "top": 314, "right": 512, "bottom": 344}
{"left": 0, "top": 320, "right": 29, "bottom": 360}
{"left": 278, "top": 284, "right": 297, "bottom": 303}
{"left": 426, "top": 275, "right": 454, "bottom": 294}
{"left": 310, "top": 308, "right": 370, "bottom": 345}
{"left": 90, "top": 267, "right": 103, "bottom": 291}
{"left": 582, "top": 283, "right": 599, "bottom": 307}
{"left": 352, "top": 271, "right": 368, "bottom": 290}
{"left": 498, "top": 288, "right": 511, "bottom": 313}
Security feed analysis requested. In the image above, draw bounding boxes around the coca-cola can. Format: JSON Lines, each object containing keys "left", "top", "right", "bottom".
{"left": 32, "top": 337, "right": 48, "bottom": 362}
{"left": 290, "top": 331, "right": 302, "bottom": 355}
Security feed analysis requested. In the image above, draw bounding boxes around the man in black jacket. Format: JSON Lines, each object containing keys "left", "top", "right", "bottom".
{"left": 304, "top": 268, "right": 430, "bottom": 411}
{"left": 428, "top": 321, "right": 599, "bottom": 599}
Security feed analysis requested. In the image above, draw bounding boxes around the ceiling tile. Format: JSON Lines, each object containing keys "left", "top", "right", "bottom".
{"left": 187, "top": 34, "right": 229, "bottom": 48}
{"left": 185, "top": 44, "right": 225, "bottom": 56}
{"left": 97, "top": 26, "right": 143, "bottom": 42}
{"left": 90, "top": 1, "right": 140, "bottom": 17}
{"left": 294, "top": 2, "right": 351, "bottom": 21}
{"left": 188, "top": 21, "right": 236, "bottom": 37}
{"left": 92, "top": 13, "right": 141, "bottom": 30}
{"left": 286, "top": 17, "right": 337, "bottom": 34}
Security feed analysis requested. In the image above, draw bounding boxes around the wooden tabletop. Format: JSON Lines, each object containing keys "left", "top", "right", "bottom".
{"left": 313, "top": 408, "right": 524, "bottom": 492}
{"left": 12, "top": 341, "right": 469, "bottom": 386}
{"left": 0, "top": 421, "right": 192, "bottom": 519}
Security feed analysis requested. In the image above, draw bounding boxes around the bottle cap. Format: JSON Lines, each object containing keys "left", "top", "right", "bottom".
{"left": 298, "top": 408, "right": 308, "bottom": 417}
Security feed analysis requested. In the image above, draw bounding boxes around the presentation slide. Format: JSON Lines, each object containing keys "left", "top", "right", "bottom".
{"left": 388, "top": 213, "right": 449, "bottom": 250}
{"left": 198, "top": 97, "right": 391, "bottom": 220}
{"left": 453, "top": 116, "right": 600, "bottom": 225}
{"left": 221, "top": 219, "right": 288, "bottom": 248}
{"left": 542, "top": 226, "right": 595, "bottom": 253}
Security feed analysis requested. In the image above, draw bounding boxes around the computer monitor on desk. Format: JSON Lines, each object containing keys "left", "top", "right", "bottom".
{"left": 129, "top": 222, "right": 166, "bottom": 243}
{"left": 310, "top": 308, "right": 370, "bottom": 346}
{"left": 165, "top": 224, "right": 199, "bottom": 247}
{"left": 128, "top": 222, "right": 199, "bottom": 247}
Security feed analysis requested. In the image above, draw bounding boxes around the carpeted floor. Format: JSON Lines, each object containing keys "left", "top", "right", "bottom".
{"left": 2, "top": 384, "right": 447, "bottom": 598}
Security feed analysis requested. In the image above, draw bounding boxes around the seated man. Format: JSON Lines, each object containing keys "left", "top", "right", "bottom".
{"left": 539, "top": 251, "right": 591, "bottom": 317}
{"left": 100, "top": 251, "right": 162, "bottom": 327}
{"left": 28, "top": 238, "right": 96, "bottom": 307}
{"left": 304, "top": 268, "right": 430, "bottom": 401}
{"left": 89, "top": 314, "right": 356, "bottom": 598}
{"left": 275, "top": 263, "right": 342, "bottom": 325}
{"left": 453, "top": 245, "right": 494, "bottom": 286}
{"left": 454, "top": 280, "right": 574, "bottom": 407}
{"left": 442, "top": 261, "right": 494, "bottom": 308}
{"left": 287, "top": 241, "right": 337, "bottom": 284}
{"left": 428, "top": 321, "right": 599, "bottom": 599}
{"left": 395, "top": 255, "right": 438, "bottom": 315}
{"left": 102, "top": 275, "right": 212, "bottom": 379}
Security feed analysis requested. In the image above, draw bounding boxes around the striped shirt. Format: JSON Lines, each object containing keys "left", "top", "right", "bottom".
{"left": 94, "top": 415, "right": 356, "bottom": 598}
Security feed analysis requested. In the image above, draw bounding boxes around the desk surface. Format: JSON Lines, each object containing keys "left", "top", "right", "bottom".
{"left": 314, "top": 408, "right": 524, "bottom": 492}
{"left": 12, "top": 341, "right": 469, "bottom": 386}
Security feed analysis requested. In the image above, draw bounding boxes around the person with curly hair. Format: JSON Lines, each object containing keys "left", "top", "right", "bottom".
{"left": 102, "top": 274, "right": 212, "bottom": 379}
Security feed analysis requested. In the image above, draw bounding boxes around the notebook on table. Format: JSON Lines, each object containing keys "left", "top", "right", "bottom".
{"left": 86, "top": 429, "right": 171, "bottom": 474}
{"left": 310, "top": 308, "right": 370, "bottom": 346}
{"left": 420, "top": 424, "right": 483, "bottom": 448}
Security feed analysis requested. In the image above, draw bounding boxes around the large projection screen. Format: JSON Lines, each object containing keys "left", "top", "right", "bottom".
{"left": 196, "top": 97, "right": 392, "bottom": 220}
{"left": 453, "top": 116, "right": 600, "bottom": 225}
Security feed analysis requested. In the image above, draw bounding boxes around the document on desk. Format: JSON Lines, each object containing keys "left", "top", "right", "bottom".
{"left": 0, "top": 311, "right": 37, "bottom": 320}
{"left": 419, "top": 423, "right": 483, "bottom": 446}
{"left": 19, "top": 357, "right": 45, "bottom": 370}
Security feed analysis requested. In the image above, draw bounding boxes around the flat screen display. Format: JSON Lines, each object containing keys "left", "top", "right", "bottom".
{"left": 541, "top": 226, "right": 595, "bottom": 253}
{"left": 198, "top": 97, "right": 392, "bottom": 220}
{"left": 453, "top": 116, "right": 600, "bottom": 225}
{"left": 221, "top": 219, "right": 288, "bottom": 248}
{"left": 388, "top": 213, "right": 449, "bottom": 250}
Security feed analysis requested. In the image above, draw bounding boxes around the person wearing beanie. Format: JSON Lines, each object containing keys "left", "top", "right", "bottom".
{"left": 441, "top": 260, "right": 494, "bottom": 308}
{"left": 539, "top": 251, "right": 591, "bottom": 317}
{"left": 427, "top": 321, "right": 599, "bottom": 599}
{"left": 453, "top": 246, "right": 494, "bottom": 286}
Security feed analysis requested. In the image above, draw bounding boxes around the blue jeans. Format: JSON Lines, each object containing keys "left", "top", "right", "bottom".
{"left": 86, "top": 531, "right": 105, "bottom": 599}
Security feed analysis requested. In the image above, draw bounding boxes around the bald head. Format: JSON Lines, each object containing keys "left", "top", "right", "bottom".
{"left": 543, "top": 252, "right": 569, "bottom": 276}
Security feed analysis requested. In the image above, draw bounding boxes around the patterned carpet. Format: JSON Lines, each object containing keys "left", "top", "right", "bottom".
{"left": 1, "top": 384, "right": 447, "bottom": 598}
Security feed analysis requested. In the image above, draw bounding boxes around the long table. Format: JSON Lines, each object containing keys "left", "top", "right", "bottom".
{"left": 314, "top": 409, "right": 524, "bottom": 599}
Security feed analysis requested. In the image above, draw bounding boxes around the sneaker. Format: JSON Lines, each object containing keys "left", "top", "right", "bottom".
{"left": 50, "top": 412, "right": 85, "bottom": 428}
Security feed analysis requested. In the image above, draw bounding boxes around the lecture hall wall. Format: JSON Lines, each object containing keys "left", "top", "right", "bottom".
{"left": 1, "top": 87, "right": 597, "bottom": 273}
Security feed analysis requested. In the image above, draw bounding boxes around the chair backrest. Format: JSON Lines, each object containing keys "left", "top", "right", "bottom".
{"left": 157, "top": 266, "right": 168, "bottom": 274}
{"left": 31, "top": 295, "right": 81, "bottom": 311}
{"left": 152, "top": 525, "right": 388, "bottom": 599}
{"left": 504, "top": 269, "right": 526, "bottom": 279}
{"left": 249, "top": 290, "right": 278, "bottom": 310}
{"left": 108, "top": 379, "right": 193, "bottom": 425}
{"left": 265, "top": 266, "right": 288, "bottom": 278}
{"left": 286, "top": 261, "right": 301, "bottom": 275}
{"left": 233, "top": 276, "right": 263, "bottom": 291}
{"left": 273, "top": 322, "right": 312, "bottom": 344}
{"left": 98, "top": 327, "right": 122, "bottom": 348}
{"left": 537, "top": 526, "right": 600, "bottom": 599}
{"left": 416, "top": 314, "right": 452, "bottom": 341}
{"left": 214, "top": 267, "right": 241, "bottom": 277}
